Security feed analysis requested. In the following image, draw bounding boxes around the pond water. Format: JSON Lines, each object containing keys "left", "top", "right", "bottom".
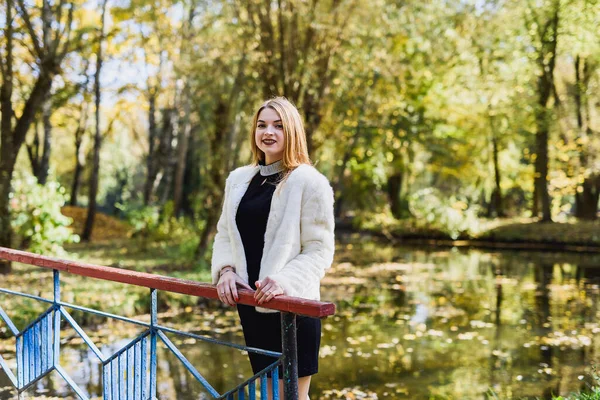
{"left": 1, "top": 236, "right": 600, "bottom": 399}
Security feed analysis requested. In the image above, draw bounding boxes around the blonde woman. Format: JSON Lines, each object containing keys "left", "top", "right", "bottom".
{"left": 211, "top": 97, "right": 335, "bottom": 399}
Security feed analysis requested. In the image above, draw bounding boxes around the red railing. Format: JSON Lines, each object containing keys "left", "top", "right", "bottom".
{"left": 0, "top": 247, "right": 335, "bottom": 318}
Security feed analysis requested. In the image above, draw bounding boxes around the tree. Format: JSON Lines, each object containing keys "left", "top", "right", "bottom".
{"left": 565, "top": 0, "right": 600, "bottom": 220}
{"left": 236, "top": 0, "right": 360, "bottom": 156}
{"left": 526, "top": 0, "right": 561, "bottom": 222}
{"left": 572, "top": 54, "right": 600, "bottom": 220}
{"left": 82, "top": 0, "right": 109, "bottom": 241}
{"left": 68, "top": 60, "right": 93, "bottom": 206}
{"left": 0, "top": 0, "right": 77, "bottom": 272}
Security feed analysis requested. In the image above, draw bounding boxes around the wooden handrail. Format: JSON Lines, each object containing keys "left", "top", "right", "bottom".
{"left": 0, "top": 247, "right": 335, "bottom": 318}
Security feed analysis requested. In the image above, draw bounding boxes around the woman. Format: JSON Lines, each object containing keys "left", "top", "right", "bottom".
{"left": 211, "top": 97, "right": 335, "bottom": 399}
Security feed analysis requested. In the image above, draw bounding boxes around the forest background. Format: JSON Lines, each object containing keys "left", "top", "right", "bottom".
{"left": 0, "top": 0, "right": 599, "bottom": 273}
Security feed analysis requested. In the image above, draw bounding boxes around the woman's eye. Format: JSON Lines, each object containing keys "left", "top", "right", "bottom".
{"left": 257, "top": 124, "right": 265, "bottom": 128}
{"left": 276, "top": 125, "right": 283, "bottom": 129}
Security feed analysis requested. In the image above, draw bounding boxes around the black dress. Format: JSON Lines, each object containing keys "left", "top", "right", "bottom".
{"left": 235, "top": 170, "right": 321, "bottom": 378}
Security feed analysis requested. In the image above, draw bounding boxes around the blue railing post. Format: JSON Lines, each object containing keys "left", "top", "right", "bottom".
{"left": 281, "top": 312, "right": 298, "bottom": 400}
{"left": 53, "top": 270, "right": 60, "bottom": 369}
{"left": 149, "top": 288, "right": 158, "bottom": 399}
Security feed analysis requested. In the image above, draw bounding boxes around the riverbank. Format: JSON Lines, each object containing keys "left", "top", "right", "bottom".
{"left": 61, "top": 205, "right": 600, "bottom": 253}
{"left": 344, "top": 215, "right": 600, "bottom": 253}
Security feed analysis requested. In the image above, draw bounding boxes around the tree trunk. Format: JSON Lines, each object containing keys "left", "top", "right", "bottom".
{"left": 181, "top": 132, "right": 199, "bottom": 217}
{"left": 531, "top": 2, "right": 559, "bottom": 223}
{"left": 575, "top": 176, "right": 600, "bottom": 220}
{"left": 173, "top": 95, "right": 191, "bottom": 216}
{"left": 143, "top": 92, "right": 158, "bottom": 206}
{"left": 534, "top": 124, "right": 552, "bottom": 222}
{"left": 573, "top": 55, "right": 599, "bottom": 220}
{"left": 489, "top": 113, "right": 504, "bottom": 217}
{"left": 70, "top": 131, "right": 84, "bottom": 206}
{"left": 195, "top": 210, "right": 219, "bottom": 261}
{"left": 157, "top": 108, "right": 175, "bottom": 206}
{"left": 69, "top": 60, "right": 91, "bottom": 207}
{"left": 0, "top": 161, "right": 15, "bottom": 274}
{"left": 532, "top": 158, "right": 539, "bottom": 218}
{"left": 1, "top": 0, "right": 16, "bottom": 273}
{"left": 38, "top": 96, "right": 52, "bottom": 184}
{"left": 82, "top": 0, "right": 107, "bottom": 241}
{"left": 27, "top": 122, "right": 41, "bottom": 179}
{"left": 387, "top": 173, "right": 404, "bottom": 219}
{"left": 172, "top": 4, "right": 195, "bottom": 216}
{"left": 491, "top": 136, "right": 503, "bottom": 217}
{"left": 303, "top": 97, "right": 319, "bottom": 158}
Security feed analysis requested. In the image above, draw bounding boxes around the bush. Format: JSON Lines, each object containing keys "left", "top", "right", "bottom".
{"left": 117, "top": 200, "right": 199, "bottom": 259}
{"left": 409, "top": 188, "right": 481, "bottom": 239}
{"left": 10, "top": 175, "right": 79, "bottom": 255}
{"left": 552, "top": 366, "right": 600, "bottom": 400}
{"left": 119, "top": 203, "right": 162, "bottom": 238}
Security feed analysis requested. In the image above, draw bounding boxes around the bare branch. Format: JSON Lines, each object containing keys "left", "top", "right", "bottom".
{"left": 14, "top": 36, "right": 39, "bottom": 62}
{"left": 0, "top": 50, "right": 5, "bottom": 79}
{"left": 15, "top": 0, "right": 43, "bottom": 60}
{"left": 57, "top": 3, "right": 75, "bottom": 60}
{"left": 54, "top": 0, "right": 66, "bottom": 39}
{"left": 42, "top": 0, "right": 51, "bottom": 48}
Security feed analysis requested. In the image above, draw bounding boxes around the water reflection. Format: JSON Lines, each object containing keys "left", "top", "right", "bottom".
{"left": 1, "top": 238, "right": 600, "bottom": 399}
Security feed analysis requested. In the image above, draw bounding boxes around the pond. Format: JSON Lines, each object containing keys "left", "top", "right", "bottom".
{"left": 1, "top": 235, "right": 600, "bottom": 399}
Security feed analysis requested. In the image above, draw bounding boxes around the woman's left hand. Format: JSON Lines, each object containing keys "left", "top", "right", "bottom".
{"left": 254, "top": 277, "right": 285, "bottom": 305}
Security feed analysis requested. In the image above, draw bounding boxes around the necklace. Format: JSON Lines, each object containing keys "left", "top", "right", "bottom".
{"left": 259, "top": 159, "right": 285, "bottom": 177}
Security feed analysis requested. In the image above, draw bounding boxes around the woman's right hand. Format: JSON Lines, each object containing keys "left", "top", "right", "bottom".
{"left": 217, "top": 268, "right": 252, "bottom": 306}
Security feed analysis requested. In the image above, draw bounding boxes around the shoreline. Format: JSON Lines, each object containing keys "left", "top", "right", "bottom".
{"left": 336, "top": 222, "right": 600, "bottom": 254}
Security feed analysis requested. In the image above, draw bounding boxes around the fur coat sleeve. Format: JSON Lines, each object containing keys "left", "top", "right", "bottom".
{"left": 210, "top": 176, "right": 235, "bottom": 283}
{"left": 269, "top": 175, "right": 335, "bottom": 298}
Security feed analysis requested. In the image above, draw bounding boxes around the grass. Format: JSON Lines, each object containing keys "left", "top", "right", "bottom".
{"left": 477, "top": 218, "right": 600, "bottom": 247}
{"left": 551, "top": 367, "right": 600, "bottom": 400}
{"left": 553, "top": 392, "right": 600, "bottom": 400}
{"left": 352, "top": 212, "right": 600, "bottom": 249}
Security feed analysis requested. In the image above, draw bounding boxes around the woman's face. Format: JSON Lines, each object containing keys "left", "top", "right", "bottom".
{"left": 255, "top": 107, "right": 285, "bottom": 164}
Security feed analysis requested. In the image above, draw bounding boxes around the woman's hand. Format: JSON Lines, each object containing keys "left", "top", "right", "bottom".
{"left": 254, "top": 277, "right": 285, "bottom": 305}
{"left": 217, "top": 268, "right": 252, "bottom": 307}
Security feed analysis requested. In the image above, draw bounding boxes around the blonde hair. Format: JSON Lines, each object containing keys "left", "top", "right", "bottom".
{"left": 249, "top": 97, "right": 312, "bottom": 176}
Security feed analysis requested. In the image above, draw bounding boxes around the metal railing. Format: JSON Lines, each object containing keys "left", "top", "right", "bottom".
{"left": 0, "top": 247, "right": 335, "bottom": 399}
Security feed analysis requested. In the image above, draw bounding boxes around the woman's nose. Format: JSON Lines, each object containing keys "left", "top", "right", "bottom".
{"left": 265, "top": 125, "right": 276, "bottom": 134}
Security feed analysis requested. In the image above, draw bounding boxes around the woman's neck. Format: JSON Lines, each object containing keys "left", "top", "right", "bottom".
{"left": 264, "top": 157, "right": 282, "bottom": 165}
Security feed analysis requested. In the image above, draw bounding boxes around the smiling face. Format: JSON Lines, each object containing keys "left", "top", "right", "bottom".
{"left": 255, "top": 107, "right": 285, "bottom": 164}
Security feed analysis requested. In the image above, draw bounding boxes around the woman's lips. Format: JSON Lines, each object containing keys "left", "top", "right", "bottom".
{"left": 263, "top": 140, "right": 276, "bottom": 145}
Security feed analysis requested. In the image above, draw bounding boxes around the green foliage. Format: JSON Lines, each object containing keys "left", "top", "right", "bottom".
{"left": 551, "top": 366, "right": 600, "bottom": 400}
{"left": 119, "top": 203, "right": 162, "bottom": 237}
{"left": 409, "top": 188, "right": 481, "bottom": 239}
{"left": 117, "top": 200, "right": 198, "bottom": 260}
{"left": 553, "top": 390, "right": 600, "bottom": 400}
{"left": 5, "top": 0, "right": 600, "bottom": 253}
{"left": 10, "top": 175, "right": 79, "bottom": 255}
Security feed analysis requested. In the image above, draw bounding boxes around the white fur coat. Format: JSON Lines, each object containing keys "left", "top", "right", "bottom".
{"left": 211, "top": 164, "right": 335, "bottom": 312}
